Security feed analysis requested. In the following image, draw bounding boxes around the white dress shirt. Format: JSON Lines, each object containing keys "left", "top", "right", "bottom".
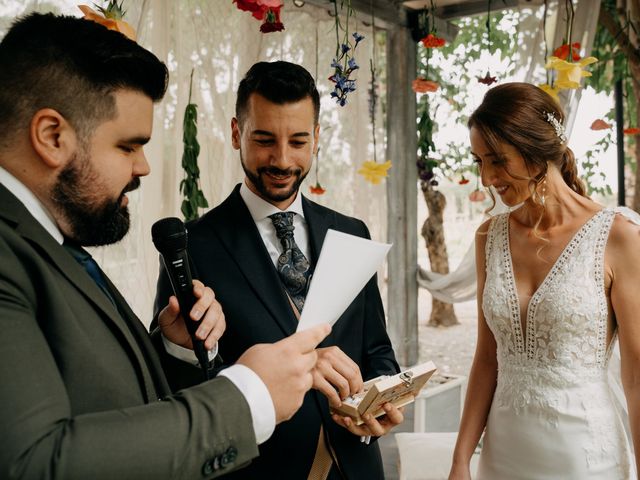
{"left": 0, "top": 167, "right": 275, "bottom": 444}
{"left": 239, "top": 180, "right": 311, "bottom": 264}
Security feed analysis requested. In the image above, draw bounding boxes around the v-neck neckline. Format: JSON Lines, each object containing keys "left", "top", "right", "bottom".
{"left": 504, "top": 208, "right": 606, "bottom": 354}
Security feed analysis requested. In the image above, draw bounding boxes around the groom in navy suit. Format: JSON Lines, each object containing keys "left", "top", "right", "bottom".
{"left": 155, "top": 61, "right": 401, "bottom": 479}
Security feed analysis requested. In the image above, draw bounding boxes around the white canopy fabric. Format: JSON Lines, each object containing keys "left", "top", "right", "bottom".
{"left": 0, "top": 0, "right": 388, "bottom": 323}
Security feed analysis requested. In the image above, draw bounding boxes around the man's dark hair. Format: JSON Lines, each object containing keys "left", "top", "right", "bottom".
{"left": 235, "top": 61, "right": 320, "bottom": 126}
{"left": 0, "top": 12, "right": 168, "bottom": 148}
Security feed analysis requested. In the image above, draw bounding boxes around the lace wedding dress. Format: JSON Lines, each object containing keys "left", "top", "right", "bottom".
{"left": 477, "top": 208, "right": 634, "bottom": 479}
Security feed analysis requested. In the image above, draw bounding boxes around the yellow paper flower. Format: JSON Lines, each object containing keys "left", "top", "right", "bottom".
{"left": 544, "top": 56, "right": 597, "bottom": 89}
{"left": 537, "top": 83, "right": 561, "bottom": 102}
{"left": 357, "top": 160, "right": 392, "bottom": 185}
{"left": 79, "top": 3, "right": 137, "bottom": 41}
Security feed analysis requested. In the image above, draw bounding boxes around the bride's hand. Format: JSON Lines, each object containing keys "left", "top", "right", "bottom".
{"left": 448, "top": 463, "right": 472, "bottom": 480}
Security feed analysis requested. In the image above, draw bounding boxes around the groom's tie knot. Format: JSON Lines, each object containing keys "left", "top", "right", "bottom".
{"left": 269, "top": 212, "right": 310, "bottom": 312}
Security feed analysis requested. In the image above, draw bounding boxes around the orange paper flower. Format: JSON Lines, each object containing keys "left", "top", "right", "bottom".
{"left": 469, "top": 189, "right": 486, "bottom": 202}
{"left": 412, "top": 78, "right": 439, "bottom": 93}
{"left": 624, "top": 127, "right": 640, "bottom": 135}
{"left": 78, "top": 4, "right": 136, "bottom": 41}
{"left": 458, "top": 177, "right": 470, "bottom": 185}
{"left": 421, "top": 33, "right": 446, "bottom": 48}
{"left": 590, "top": 119, "right": 612, "bottom": 131}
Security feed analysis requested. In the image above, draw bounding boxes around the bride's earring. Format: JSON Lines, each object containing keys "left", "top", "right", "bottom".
{"left": 540, "top": 177, "right": 547, "bottom": 206}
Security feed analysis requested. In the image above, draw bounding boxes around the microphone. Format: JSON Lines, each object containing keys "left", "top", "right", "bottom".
{"left": 152, "top": 217, "right": 211, "bottom": 380}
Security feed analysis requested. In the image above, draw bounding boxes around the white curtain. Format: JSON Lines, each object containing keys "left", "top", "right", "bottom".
{"left": 0, "top": 0, "right": 388, "bottom": 325}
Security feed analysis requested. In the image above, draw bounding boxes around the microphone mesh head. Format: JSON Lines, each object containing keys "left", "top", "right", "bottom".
{"left": 151, "top": 217, "right": 187, "bottom": 254}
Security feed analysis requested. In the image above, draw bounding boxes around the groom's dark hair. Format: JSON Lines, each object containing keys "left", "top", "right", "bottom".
{"left": 235, "top": 61, "right": 320, "bottom": 126}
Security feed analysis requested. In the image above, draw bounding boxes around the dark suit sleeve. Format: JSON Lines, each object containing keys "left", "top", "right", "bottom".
{"left": 358, "top": 221, "right": 400, "bottom": 380}
{"left": 0, "top": 237, "right": 258, "bottom": 480}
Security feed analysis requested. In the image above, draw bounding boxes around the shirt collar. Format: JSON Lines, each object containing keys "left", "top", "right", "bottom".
{"left": 240, "top": 180, "right": 305, "bottom": 222}
{"left": 0, "top": 166, "right": 64, "bottom": 244}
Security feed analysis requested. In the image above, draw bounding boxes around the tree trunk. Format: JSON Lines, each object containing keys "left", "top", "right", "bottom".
{"left": 421, "top": 185, "right": 459, "bottom": 326}
{"left": 600, "top": 1, "right": 640, "bottom": 211}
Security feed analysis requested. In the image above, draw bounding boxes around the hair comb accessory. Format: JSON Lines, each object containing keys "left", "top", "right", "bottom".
{"left": 543, "top": 111, "right": 567, "bottom": 144}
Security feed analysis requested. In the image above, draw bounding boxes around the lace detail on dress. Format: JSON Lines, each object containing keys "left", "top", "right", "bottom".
{"left": 480, "top": 208, "right": 632, "bottom": 478}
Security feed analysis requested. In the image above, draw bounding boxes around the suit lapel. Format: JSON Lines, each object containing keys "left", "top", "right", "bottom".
{"left": 0, "top": 185, "right": 161, "bottom": 401}
{"left": 302, "top": 195, "right": 336, "bottom": 265}
{"left": 212, "top": 187, "right": 299, "bottom": 336}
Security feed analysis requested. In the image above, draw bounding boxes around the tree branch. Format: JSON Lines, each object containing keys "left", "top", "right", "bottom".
{"left": 599, "top": 3, "right": 640, "bottom": 71}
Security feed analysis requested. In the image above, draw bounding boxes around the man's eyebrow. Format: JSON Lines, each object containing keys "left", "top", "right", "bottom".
{"left": 121, "top": 136, "right": 151, "bottom": 145}
{"left": 251, "top": 130, "right": 311, "bottom": 138}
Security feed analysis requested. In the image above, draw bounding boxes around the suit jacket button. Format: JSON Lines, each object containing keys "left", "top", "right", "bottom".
{"left": 202, "top": 460, "right": 214, "bottom": 475}
{"left": 225, "top": 446, "right": 238, "bottom": 462}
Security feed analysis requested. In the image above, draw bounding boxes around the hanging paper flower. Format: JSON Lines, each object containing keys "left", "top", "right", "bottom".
{"left": 477, "top": 71, "right": 497, "bottom": 86}
{"left": 624, "top": 127, "right": 640, "bottom": 135}
{"left": 233, "top": 0, "right": 284, "bottom": 32}
{"left": 458, "top": 176, "right": 470, "bottom": 185}
{"left": 260, "top": 6, "right": 284, "bottom": 33}
{"left": 590, "top": 119, "right": 612, "bottom": 131}
{"left": 412, "top": 78, "right": 439, "bottom": 93}
{"left": 537, "top": 83, "right": 561, "bottom": 102}
{"left": 420, "top": 33, "right": 446, "bottom": 48}
{"left": 469, "top": 189, "right": 486, "bottom": 202}
{"left": 553, "top": 42, "right": 582, "bottom": 61}
{"left": 545, "top": 56, "right": 598, "bottom": 89}
{"left": 309, "top": 182, "right": 326, "bottom": 195}
{"left": 357, "top": 160, "right": 392, "bottom": 185}
{"left": 329, "top": 31, "right": 364, "bottom": 106}
{"left": 78, "top": 2, "right": 136, "bottom": 41}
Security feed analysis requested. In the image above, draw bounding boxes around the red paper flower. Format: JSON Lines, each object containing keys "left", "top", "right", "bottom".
{"left": 477, "top": 71, "right": 497, "bottom": 85}
{"left": 624, "top": 127, "right": 640, "bottom": 135}
{"left": 309, "top": 182, "right": 326, "bottom": 195}
{"left": 412, "top": 78, "right": 439, "bottom": 93}
{"left": 590, "top": 119, "right": 612, "bottom": 131}
{"left": 553, "top": 42, "right": 581, "bottom": 61}
{"left": 260, "top": 6, "right": 284, "bottom": 33}
{"left": 458, "top": 177, "right": 470, "bottom": 185}
{"left": 420, "top": 33, "right": 446, "bottom": 48}
{"left": 234, "top": 0, "right": 267, "bottom": 19}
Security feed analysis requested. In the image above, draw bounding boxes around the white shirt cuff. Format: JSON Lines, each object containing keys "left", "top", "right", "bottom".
{"left": 161, "top": 335, "right": 218, "bottom": 366}
{"left": 219, "top": 364, "right": 276, "bottom": 445}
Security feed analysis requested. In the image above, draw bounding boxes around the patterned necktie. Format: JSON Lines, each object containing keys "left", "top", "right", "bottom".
{"left": 269, "top": 212, "right": 311, "bottom": 312}
{"left": 63, "top": 240, "right": 116, "bottom": 306}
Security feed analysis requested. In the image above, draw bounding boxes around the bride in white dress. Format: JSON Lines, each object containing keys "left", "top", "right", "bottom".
{"left": 448, "top": 82, "right": 639, "bottom": 480}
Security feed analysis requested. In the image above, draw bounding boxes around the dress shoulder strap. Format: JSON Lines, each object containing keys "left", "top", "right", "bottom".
{"left": 485, "top": 212, "right": 509, "bottom": 266}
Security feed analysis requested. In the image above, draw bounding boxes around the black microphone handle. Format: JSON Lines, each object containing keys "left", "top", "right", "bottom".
{"left": 160, "top": 250, "right": 211, "bottom": 380}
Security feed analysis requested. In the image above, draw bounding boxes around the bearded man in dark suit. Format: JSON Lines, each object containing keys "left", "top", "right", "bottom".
{"left": 155, "top": 61, "right": 402, "bottom": 480}
{"left": 0, "top": 15, "right": 330, "bottom": 479}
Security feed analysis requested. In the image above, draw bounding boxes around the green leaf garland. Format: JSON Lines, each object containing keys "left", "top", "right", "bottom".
{"left": 180, "top": 69, "right": 208, "bottom": 222}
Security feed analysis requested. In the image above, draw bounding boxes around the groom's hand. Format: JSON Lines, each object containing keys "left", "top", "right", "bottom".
{"left": 312, "top": 346, "right": 364, "bottom": 407}
{"left": 332, "top": 402, "right": 405, "bottom": 437}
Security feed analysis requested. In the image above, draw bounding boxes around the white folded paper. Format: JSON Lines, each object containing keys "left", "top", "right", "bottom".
{"left": 296, "top": 229, "right": 392, "bottom": 332}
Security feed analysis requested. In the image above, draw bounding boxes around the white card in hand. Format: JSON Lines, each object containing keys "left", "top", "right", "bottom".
{"left": 296, "top": 229, "right": 391, "bottom": 332}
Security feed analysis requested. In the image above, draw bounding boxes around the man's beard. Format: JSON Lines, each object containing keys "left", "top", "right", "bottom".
{"left": 51, "top": 150, "right": 139, "bottom": 246}
{"left": 240, "top": 153, "right": 309, "bottom": 203}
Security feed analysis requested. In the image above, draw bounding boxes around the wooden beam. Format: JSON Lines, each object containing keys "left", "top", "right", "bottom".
{"left": 386, "top": 24, "right": 419, "bottom": 367}
{"left": 300, "top": 0, "right": 408, "bottom": 28}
